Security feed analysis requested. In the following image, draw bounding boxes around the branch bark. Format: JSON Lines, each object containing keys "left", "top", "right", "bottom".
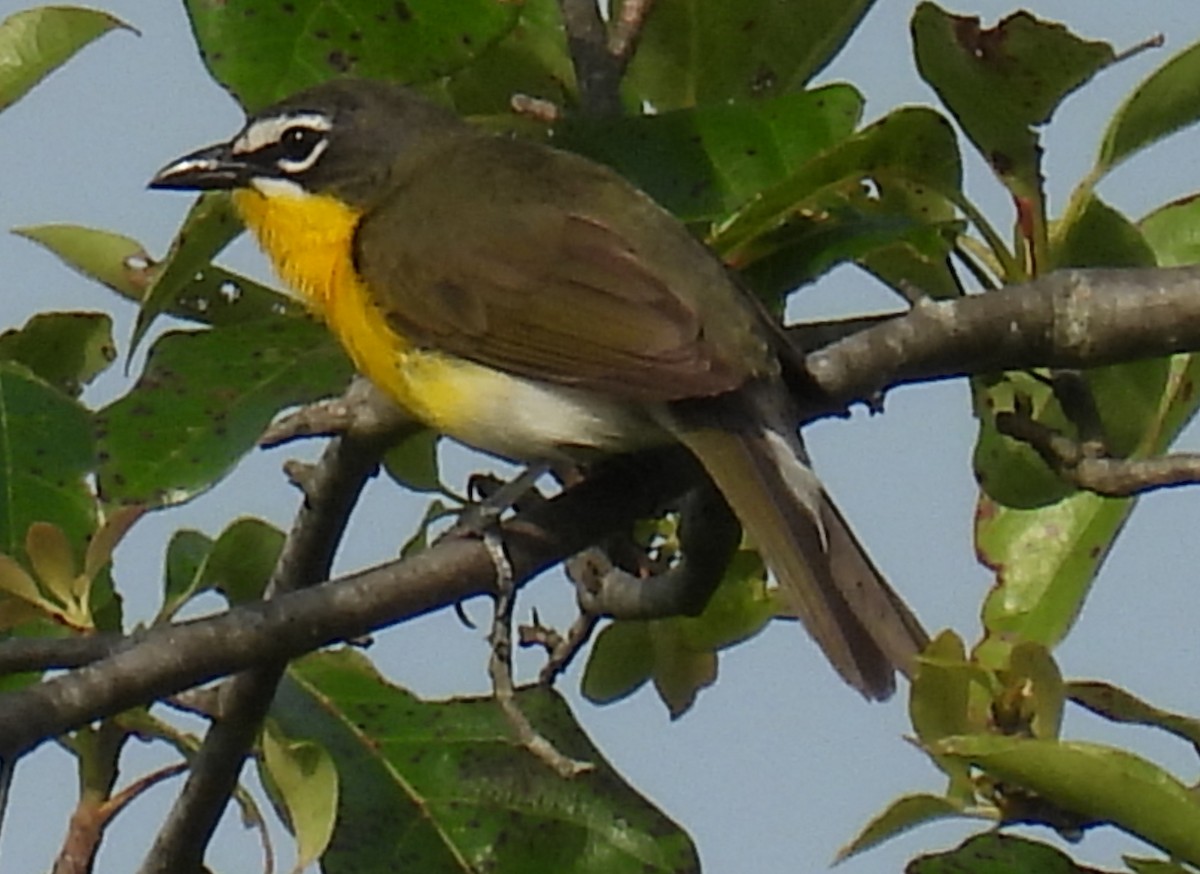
{"left": 2, "top": 266, "right": 1200, "bottom": 778}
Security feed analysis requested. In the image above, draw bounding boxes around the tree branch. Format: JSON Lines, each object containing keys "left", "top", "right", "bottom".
{"left": 0, "top": 450, "right": 697, "bottom": 760}
{"left": 139, "top": 426, "right": 392, "bottom": 874}
{"left": 799, "top": 266, "right": 1200, "bottom": 414}
{"left": 3, "top": 265, "right": 1200, "bottom": 782}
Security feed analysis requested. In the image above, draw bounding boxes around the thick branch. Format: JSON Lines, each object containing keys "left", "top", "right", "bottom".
{"left": 4, "top": 266, "right": 1200, "bottom": 766}
{"left": 140, "top": 427, "right": 391, "bottom": 874}
{"left": 800, "top": 267, "right": 1200, "bottom": 413}
{"left": 0, "top": 451, "right": 695, "bottom": 758}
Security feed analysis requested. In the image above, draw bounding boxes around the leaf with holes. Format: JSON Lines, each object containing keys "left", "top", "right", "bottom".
{"left": 186, "top": 0, "right": 525, "bottom": 112}
{"left": 96, "top": 319, "right": 352, "bottom": 508}
{"left": 0, "top": 364, "right": 94, "bottom": 565}
{"left": 622, "top": 0, "right": 875, "bottom": 110}
{"left": 0, "top": 312, "right": 116, "bottom": 398}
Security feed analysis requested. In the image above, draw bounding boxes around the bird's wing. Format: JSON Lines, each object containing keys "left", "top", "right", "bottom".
{"left": 354, "top": 136, "right": 773, "bottom": 402}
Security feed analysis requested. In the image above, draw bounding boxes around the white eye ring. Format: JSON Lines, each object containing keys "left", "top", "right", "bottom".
{"left": 277, "top": 136, "right": 329, "bottom": 174}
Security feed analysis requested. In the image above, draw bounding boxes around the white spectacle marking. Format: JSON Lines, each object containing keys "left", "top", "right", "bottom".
{"left": 277, "top": 137, "right": 330, "bottom": 174}
{"left": 233, "top": 112, "right": 332, "bottom": 154}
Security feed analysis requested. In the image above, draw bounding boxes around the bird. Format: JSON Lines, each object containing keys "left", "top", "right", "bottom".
{"left": 150, "top": 78, "right": 926, "bottom": 699}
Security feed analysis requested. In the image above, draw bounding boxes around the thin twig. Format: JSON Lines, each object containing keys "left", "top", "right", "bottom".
{"left": 995, "top": 410, "right": 1200, "bottom": 497}
{"left": 557, "top": 0, "right": 623, "bottom": 115}
{"left": 487, "top": 530, "right": 590, "bottom": 777}
{"left": 138, "top": 425, "right": 394, "bottom": 874}
{"left": 608, "top": 0, "right": 656, "bottom": 68}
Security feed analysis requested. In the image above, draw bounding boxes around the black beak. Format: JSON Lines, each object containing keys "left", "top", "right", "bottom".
{"left": 149, "top": 142, "right": 250, "bottom": 191}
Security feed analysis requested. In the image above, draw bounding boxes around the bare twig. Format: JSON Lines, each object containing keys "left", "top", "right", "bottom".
{"left": 139, "top": 424, "right": 395, "bottom": 874}
{"left": 557, "top": 0, "right": 623, "bottom": 115}
{"left": 995, "top": 410, "right": 1200, "bottom": 497}
{"left": 260, "top": 376, "right": 415, "bottom": 448}
{"left": 609, "top": 0, "right": 657, "bottom": 68}
{"left": 487, "top": 530, "right": 590, "bottom": 777}
{"left": 6, "top": 266, "right": 1200, "bottom": 774}
{"left": 0, "top": 633, "right": 125, "bottom": 677}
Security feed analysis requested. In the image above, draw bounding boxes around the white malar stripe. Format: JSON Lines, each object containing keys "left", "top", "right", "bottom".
{"left": 249, "top": 176, "right": 309, "bottom": 198}
{"left": 233, "top": 112, "right": 333, "bottom": 154}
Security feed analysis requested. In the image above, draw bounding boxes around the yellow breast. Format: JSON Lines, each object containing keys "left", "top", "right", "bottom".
{"left": 230, "top": 186, "right": 661, "bottom": 461}
{"left": 231, "top": 186, "right": 474, "bottom": 431}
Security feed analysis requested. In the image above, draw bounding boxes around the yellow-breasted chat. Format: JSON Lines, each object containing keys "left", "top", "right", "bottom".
{"left": 150, "top": 78, "right": 926, "bottom": 699}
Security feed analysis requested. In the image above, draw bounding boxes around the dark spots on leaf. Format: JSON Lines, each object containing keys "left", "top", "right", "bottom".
{"left": 740, "top": 17, "right": 756, "bottom": 32}
{"left": 952, "top": 14, "right": 1009, "bottom": 64}
{"left": 210, "top": 51, "right": 224, "bottom": 63}
{"left": 393, "top": 1, "right": 412, "bottom": 21}
{"left": 313, "top": 28, "right": 330, "bottom": 40}
{"left": 744, "top": 148, "right": 758, "bottom": 157}
{"left": 374, "top": 12, "right": 388, "bottom": 23}
{"left": 29, "top": 466, "right": 43, "bottom": 478}
{"left": 349, "top": 30, "right": 362, "bottom": 42}
{"left": 989, "top": 150, "right": 1014, "bottom": 175}
{"left": 112, "top": 473, "right": 126, "bottom": 487}
{"left": 750, "top": 65, "right": 776, "bottom": 94}
{"left": 281, "top": 1, "right": 295, "bottom": 11}
{"left": 96, "top": 451, "right": 110, "bottom": 462}
{"left": 130, "top": 404, "right": 155, "bottom": 417}
{"left": 461, "top": 33, "right": 473, "bottom": 47}
{"left": 243, "top": 6, "right": 256, "bottom": 17}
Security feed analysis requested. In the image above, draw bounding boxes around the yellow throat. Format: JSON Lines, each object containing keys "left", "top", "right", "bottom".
{"left": 231, "top": 187, "right": 465, "bottom": 426}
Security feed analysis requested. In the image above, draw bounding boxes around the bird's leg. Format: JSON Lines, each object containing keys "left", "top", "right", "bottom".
{"left": 455, "top": 462, "right": 552, "bottom": 535}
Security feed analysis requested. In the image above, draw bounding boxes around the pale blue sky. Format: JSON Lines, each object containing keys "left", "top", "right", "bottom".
{"left": 2, "top": 1, "right": 1200, "bottom": 872}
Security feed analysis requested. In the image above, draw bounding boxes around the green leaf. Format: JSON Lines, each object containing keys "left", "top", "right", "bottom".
{"left": 581, "top": 620, "right": 654, "bottom": 706}
{"left": 159, "top": 529, "right": 214, "bottom": 620}
{"left": 622, "top": 0, "right": 875, "bottom": 110}
{"left": 909, "top": 833, "right": 1105, "bottom": 874}
{"left": 674, "top": 550, "right": 772, "bottom": 652}
{"left": 912, "top": 4, "right": 1114, "bottom": 203}
{"left": 975, "top": 490, "right": 1132, "bottom": 668}
{"left": 16, "top": 223, "right": 302, "bottom": 326}
{"left": 1005, "top": 642, "right": 1064, "bottom": 741}
{"left": 582, "top": 553, "right": 772, "bottom": 718}
{"left": 442, "top": 0, "right": 574, "bottom": 115}
{"left": 275, "top": 650, "right": 699, "bottom": 873}
{"left": 1052, "top": 196, "right": 1157, "bottom": 271}
{"left": 0, "top": 6, "right": 133, "bottom": 111}
{"left": 837, "top": 793, "right": 969, "bottom": 862}
{"left": 933, "top": 736, "right": 1200, "bottom": 865}
{"left": 558, "top": 85, "right": 864, "bottom": 224}
{"left": 1141, "top": 194, "right": 1200, "bottom": 267}
{"left": 1124, "top": 856, "right": 1195, "bottom": 874}
{"left": 200, "top": 517, "right": 284, "bottom": 605}
{"left": 1097, "top": 38, "right": 1200, "bottom": 177}
{"left": 131, "top": 193, "right": 243, "bottom": 354}
{"left": 381, "top": 429, "right": 441, "bottom": 493}
{"left": 185, "top": 0, "right": 525, "bottom": 112}
{"left": 1068, "top": 681, "right": 1200, "bottom": 753}
{"left": 14, "top": 224, "right": 150, "bottom": 299}
{"left": 0, "top": 364, "right": 94, "bottom": 565}
{"left": 0, "top": 312, "right": 115, "bottom": 397}
{"left": 96, "top": 319, "right": 352, "bottom": 508}
{"left": 713, "top": 106, "right": 962, "bottom": 275}
{"left": 260, "top": 720, "right": 339, "bottom": 874}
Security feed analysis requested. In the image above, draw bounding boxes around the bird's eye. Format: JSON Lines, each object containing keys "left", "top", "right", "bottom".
{"left": 279, "top": 125, "right": 324, "bottom": 162}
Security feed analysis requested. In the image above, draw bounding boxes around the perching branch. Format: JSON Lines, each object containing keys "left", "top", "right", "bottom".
{"left": 798, "top": 266, "right": 1200, "bottom": 416}
{"left": 2, "top": 266, "right": 1200, "bottom": 775}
